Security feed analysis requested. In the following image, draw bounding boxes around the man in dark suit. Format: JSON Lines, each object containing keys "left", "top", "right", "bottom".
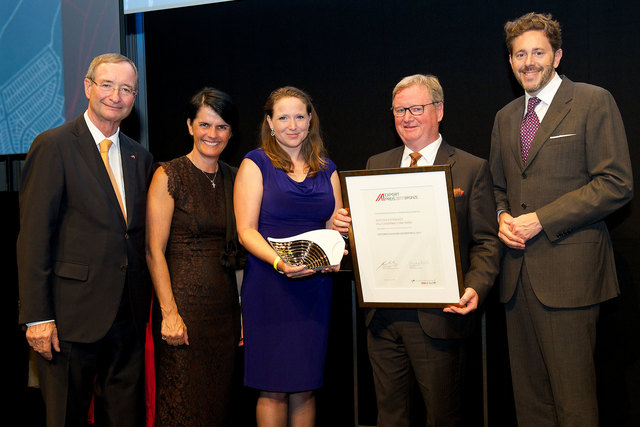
{"left": 489, "top": 13, "right": 633, "bottom": 427}
{"left": 334, "top": 74, "right": 501, "bottom": 426}
{"left": 17, "top": 53, "right": 154, "bottom": 426}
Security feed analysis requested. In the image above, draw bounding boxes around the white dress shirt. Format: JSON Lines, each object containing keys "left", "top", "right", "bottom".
{"left": 525, "top": 72, "right": 562, "bottom": 122}
{"left": 84, "top": 110, "right": 127, "bottom": 217}
{"left": 400, "top": 134, "right": 443, "bottom": 167}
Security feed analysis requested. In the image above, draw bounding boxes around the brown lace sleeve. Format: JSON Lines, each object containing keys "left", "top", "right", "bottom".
{"left": 159, "top": 158, "right": 184, "bottom": 199}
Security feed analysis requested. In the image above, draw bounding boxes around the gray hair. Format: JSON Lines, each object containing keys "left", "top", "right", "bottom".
{"left": 392, "top": 74, "right": 444, "bottom": 104}
{"left": 85, "top": 53, "right": 139, "bottom": 89}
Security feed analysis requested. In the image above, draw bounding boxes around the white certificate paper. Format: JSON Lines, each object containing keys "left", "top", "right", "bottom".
{"left": 340, "top": 166, "right": 463, "bottom": 307}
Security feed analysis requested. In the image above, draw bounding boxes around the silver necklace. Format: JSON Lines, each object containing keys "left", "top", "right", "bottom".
{"left": 190, "top": 157, "right": 219, "bottom": 188}
{"left": 199, "top": 167, "right": 218, "bottom": 188}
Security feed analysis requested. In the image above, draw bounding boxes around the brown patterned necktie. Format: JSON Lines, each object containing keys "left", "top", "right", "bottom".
{"left": 99, "top": 139, "right": 127, "bottom": 223}
{"left": 520, "top": 96, "right": 541, "bottom": 164}
{"left": 409, "top": 152, "right": 422, "bottom": 167}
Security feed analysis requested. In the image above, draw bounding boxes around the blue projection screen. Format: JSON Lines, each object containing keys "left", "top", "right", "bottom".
{"left": 0, "top": 1, "right": 65, "bottom": 155}
{"left": 124, "top": 0, "right": 233, "bottom": 14}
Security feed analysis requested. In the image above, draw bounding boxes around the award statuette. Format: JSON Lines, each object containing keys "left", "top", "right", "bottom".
{"left": 268, "top": 229, "right": 345, "bottom": 270}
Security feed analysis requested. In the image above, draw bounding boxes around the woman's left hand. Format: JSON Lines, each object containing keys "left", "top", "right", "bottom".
{"left": 161, "top": 310, "right": 189, "bottom": 346}
{"left": 279, "top": 261, "right": 316, "bottom": 278}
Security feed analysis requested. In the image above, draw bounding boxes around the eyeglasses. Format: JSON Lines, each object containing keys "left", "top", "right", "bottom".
{"left": 89, "top": 79, "right": 137, "bottom": 97}
{"left": 391, "top": 101, "right": 441, "bottom": 117}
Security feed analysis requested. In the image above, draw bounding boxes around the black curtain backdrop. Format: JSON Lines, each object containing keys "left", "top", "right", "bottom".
{"left": 140, "top": 1, "right": 639, "bottom": 426}
{"left": 9, "top": 1, "right": 639, "bottom": 426}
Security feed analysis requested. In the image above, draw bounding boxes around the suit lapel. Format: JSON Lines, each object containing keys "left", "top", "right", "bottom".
{"left": 390, "top": 146, "right": 404, "bottom": 167}
{"left": 524, "top": 77, "right": 574, "bottom": 170}
{"left": 434, "top": 140, "right": 456, "bottom": 167}
{"left": 72, "top": 116, "right": 127, "bottom": 228}
{"left": 73, "top": 116, "right": 110, "bottom": 187}
{"left": 507, "top": 98, "right": 526, "bottom": 171}
{"left": 120, "top": 135, "right": 138, "bottom": 228}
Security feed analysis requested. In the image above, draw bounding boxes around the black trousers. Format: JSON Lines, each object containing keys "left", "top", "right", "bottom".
{"left": 367, "top": 309, "right": 466, "bottom": 427}
{"left": 36, "top": 290, "right": 145, "bottom": 427}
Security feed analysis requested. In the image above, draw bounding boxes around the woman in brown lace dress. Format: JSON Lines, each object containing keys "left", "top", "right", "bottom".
{"left": 146, "top": 88, "right": 244, "bottom": 426}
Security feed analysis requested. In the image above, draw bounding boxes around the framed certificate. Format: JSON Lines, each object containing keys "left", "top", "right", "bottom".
{"left": 339, "top": 166, "right": 463, "bottom": 308}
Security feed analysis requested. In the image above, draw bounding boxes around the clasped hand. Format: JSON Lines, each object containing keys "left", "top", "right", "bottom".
{"left": 498, "top": 211, "right": 543, "bottom": 249}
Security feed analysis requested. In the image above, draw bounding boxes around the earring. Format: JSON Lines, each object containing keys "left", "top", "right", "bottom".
{"left": 270, "top": 128, "right": 275, "bottom": 137}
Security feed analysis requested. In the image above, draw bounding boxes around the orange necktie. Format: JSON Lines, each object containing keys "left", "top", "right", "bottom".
{"left": 99, "top": 139, "right": 127, "bottom": 223}
{"left": 409, "top": 152, "right": 422, "bottom": 167}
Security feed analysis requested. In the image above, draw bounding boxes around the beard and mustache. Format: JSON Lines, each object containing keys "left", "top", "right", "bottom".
{"left": 515, "top": 62, "right": 556, "bottom": 94}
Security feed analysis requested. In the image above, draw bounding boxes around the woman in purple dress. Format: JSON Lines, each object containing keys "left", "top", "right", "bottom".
{"left": 234, "top": 86, "right": 343, "bottom": 426}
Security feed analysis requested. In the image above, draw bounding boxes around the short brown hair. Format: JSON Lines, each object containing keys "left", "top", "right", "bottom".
{"left": 260, "top": 86, "right": 327, "bottom": 177}
{"left": 85, "top": 53, "right": 139, "bottom": 89}
{"left": 504, "top": 12, "right": 562, "bottom": 54}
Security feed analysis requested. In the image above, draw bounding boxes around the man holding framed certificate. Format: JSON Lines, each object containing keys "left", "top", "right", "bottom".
{"left": 333, "top": 74, "right": 501, "bottom": 426}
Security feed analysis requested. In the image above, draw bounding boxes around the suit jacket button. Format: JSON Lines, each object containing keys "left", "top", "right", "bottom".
{"left": 521, "top": 203, "right": 527, "bottom": 209}
{"left": 124, "top": 233, "right": 129, "bottom": 239}
{"left": 521, "top": 172, "right": 527, "bottom": 179}
{"left": 120, "top": 265, "right": 127, "bottom": 272}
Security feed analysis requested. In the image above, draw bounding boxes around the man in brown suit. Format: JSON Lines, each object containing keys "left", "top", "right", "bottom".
{"left": 334, "top": 74, "right": 501, "bottom": 426}
{"left": 489, "top": 13, "right": 633, "bottom": 427}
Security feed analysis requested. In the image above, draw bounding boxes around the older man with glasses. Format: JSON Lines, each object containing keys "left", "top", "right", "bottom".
{"left": 17, "top": 53, "right": 153, "bottom": 427}
{"left": 333, "top": 74, "right": 501, "bottom": 427}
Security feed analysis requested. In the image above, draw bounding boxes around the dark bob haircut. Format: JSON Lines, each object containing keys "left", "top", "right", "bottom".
{"left": 186, "top": 87, "right": 239, "bottom": 133}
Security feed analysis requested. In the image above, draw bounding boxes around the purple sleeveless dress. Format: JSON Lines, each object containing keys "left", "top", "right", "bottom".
{"left": 241, "top": 149, "right": 336, "bottom": 392}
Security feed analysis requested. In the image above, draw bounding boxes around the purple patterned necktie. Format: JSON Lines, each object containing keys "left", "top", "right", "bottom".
{"left": 520, "top": 96, "right": 541, "bottom": 164}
